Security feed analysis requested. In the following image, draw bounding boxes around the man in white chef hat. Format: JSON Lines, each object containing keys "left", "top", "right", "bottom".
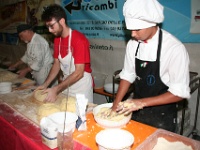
{"left": 111, "top": 0, "right": 190, "bottom": 132}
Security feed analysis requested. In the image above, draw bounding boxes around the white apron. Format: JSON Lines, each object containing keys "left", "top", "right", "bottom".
{"left": 58, "top": 29, "right": 93, "bottom": 103}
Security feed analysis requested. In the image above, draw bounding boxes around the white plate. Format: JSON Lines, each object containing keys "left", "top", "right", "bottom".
{"left": 96, "top": 129, "right": 134, "bottom": 150}
{"left": 0, "top": 82, "right": 12, "bottom": 94}
{"left": 104, "top": 83, "right": 119, "bottom": 93}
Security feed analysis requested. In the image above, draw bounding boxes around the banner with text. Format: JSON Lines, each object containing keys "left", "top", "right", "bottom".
{"left": 62, "top": 0, "right": 200, "bottom": 43}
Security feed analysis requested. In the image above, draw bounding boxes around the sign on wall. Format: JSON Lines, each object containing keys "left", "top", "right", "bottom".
{"left": 61, "top": 0, "right": 200, "bottom": 43}
{"left": 0, "top": 1, "right": 26, "bottom": 33}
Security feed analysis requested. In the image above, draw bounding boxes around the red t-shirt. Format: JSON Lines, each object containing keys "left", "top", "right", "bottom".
{"left": 54, "top": 30, "right": 92, "bottom": 73}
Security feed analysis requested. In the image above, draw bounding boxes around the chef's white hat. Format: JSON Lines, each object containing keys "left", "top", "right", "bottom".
{"left": 123, "top": 0, "right": 164, "bottom": 30}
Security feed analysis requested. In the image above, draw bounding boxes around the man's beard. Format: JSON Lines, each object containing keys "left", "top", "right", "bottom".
{"left": 54, "top": 31, "right": 62, "bottom": 37}
{"left": 54, "top": 25, "right": 63, "bottom": 37}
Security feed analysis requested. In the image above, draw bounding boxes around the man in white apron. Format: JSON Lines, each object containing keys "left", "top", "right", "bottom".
{"left": 38, "top": 4, "right": 93, "bottom": 103}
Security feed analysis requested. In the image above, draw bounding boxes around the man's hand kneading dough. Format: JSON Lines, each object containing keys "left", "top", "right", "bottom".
{"left": 116, "top": 100, "right": 146, "bottom": 115}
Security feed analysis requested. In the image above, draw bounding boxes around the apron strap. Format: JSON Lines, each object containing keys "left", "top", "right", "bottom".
{"left": 59, "top": 28, "right": 72, "bottom": 54}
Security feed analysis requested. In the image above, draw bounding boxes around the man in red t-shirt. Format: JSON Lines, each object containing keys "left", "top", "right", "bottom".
{"left": 37, "top": 4, "right": 93, "bottom": 103}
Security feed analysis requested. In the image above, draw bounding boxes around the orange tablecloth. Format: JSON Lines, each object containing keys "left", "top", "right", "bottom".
{"left": 73, "top": 113, "right": 156, "bottom": 150}
{"left": 0, "top": 102, "right": 156, "bottom": 150}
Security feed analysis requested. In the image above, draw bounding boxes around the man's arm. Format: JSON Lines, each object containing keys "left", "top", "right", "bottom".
{"left": 9, "top": 60, "right": 24, "bottom": 69}
{"left": 140, "top": 92, "right": 182, "bottom": 107}
{"left": 116, "top": 92, "right": 182, "bottom": 115}
{"left": 112, "top": 79, "right": 131, "bottom": 110}
{"left": 44, "top": 63, "right": 85, "bottom": 102}
{"left": 17, "top": 66, "right": 32, "bottom": 78}
{"left": 55, "top": 64, "right": 85, "bottom": 93}
{"left": 42, "top": 58, "right": 60, "bottom": 88}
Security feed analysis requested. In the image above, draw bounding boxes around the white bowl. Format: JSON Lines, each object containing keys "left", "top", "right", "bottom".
{"left": 96, "top": 129, "right": 134, "bottom": 150}
{"left": 93, "top": 103, "right": 132, "bottom": 128}
{"left": 47, "top": 112, "right": 78, "bottom": 132}
{"left": 0, "top": 82, "right": 12, "bottom": 94}
{"left": 104, "top": 83, "right": 119, "bottom": 93}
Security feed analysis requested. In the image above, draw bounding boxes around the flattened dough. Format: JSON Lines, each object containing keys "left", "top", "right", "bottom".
{"left": 60, "top": 97, "right": 76, "bottom": 113}
{"left": 37, "top": 103, "right": 60, "bottom": 122}
{"left": 34, "top": 90, "right": 47, "bottom": 102}
{"left": 37, "top": 96, "right": 77, "bottom": 123}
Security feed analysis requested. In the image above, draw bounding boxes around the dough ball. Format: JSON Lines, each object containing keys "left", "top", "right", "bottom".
{"left": 37, "top": 103, "right": 60, "bottom": 122}
{"left": 34, "top": 90, "right": 47, "bottom": 102}
{"left": 60, "top": 97, "right": 76, "bottom": 113}
{"left": 96, "top": 107, "right": 126, "bottom": 121}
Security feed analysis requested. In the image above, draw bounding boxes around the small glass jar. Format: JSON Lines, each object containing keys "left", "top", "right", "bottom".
{"left": 57, "top": 126, "right": 74, "bottom": 150}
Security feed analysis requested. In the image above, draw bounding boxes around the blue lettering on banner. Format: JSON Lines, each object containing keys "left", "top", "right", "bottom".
{"left": 61, "top": 0, "right": 126, "bottom": 41}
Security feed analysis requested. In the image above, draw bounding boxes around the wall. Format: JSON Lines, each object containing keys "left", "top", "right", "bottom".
{"left": 0, "top": 43, "right": 26, "bottom": 64}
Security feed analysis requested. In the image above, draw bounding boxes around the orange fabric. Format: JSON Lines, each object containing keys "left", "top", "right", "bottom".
{"left": 73, "top": 113, "right": 157, "bottom": 150}
{"left": 22, "top": 79, "right": 32, "bottom": 84}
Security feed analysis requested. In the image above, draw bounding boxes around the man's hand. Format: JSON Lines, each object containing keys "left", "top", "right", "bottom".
{"left": 43, "top": 87, "right": 58, "bottom": 103}
{"left": 8, "top": 65, "right": 16, "bottom": 71}
{"left": 102, "top": 108, "right": 118, "bottom": 118}
{"left": 17, "top": 69, "right": 27, "bottom": 78}
{"left": 17, "top": 67, "right": 32, "bottom": 78}
{"left": 35, "top": 84, "right": 47, "bottom": 91}
{"left": 116, "top": 99, "right": 145, "bottom": 115}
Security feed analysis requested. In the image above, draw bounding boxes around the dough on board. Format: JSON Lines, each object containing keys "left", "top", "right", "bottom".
{"left": 60, "top": 97, "right": 76, "bottom": 113}
{"left": 37, "top": 103, "right": 60, "bottom": 122}
{"left": 34, "top": 90, "right": 47, "bottom": 102}
{"left": 37, "top": 96, "right": 77, "bottom": 123}
{"left": 0, "top": 70, "right": 17, "bottom": 82}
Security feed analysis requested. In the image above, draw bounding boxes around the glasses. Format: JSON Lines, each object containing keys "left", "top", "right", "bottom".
{"left": 46, "top": 21, "right": 58, "bottom": 29}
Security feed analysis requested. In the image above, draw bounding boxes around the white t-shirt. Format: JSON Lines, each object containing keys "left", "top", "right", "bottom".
{"left": 120, "top": 28, "right": 190, "bottom": 99}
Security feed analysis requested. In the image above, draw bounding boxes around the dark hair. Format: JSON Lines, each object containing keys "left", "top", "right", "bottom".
{"left": 41, "top": 4, "right": 67, "bottom": 23}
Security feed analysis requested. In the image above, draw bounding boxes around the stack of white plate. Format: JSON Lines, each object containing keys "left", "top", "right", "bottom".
{"left": 0, "top": 82, "right": 12, "bottom": 94}
{"left": 104, "top": 83, "right": 119, "bottom": 94}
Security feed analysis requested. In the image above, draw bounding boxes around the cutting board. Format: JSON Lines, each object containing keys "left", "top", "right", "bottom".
{"left": 0, "top": 68, "right": 35, "bottom": 87}
{"left": 0, "top": 90, "right": 41, "bottom": 125}
{"left": 0, "top": 88, "right": 97, "bottom": 127}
